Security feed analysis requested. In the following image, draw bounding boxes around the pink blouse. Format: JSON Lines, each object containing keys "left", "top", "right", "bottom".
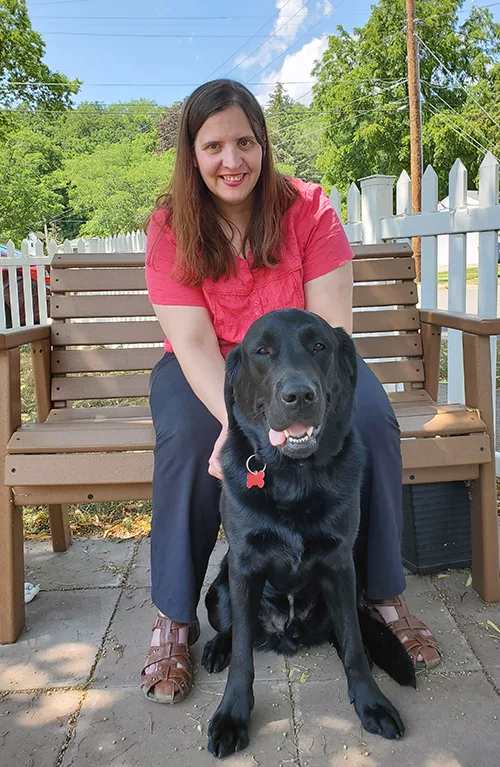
{"left": 145, "top": 178, "right": 354, "bottom": 356}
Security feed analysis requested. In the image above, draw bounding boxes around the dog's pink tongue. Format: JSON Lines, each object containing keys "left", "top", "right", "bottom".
{"left": 268, "top": 429, "right": 286, "bottom": 446}
{"left": 268, "top": 423, "right": 309, "bottom": 446}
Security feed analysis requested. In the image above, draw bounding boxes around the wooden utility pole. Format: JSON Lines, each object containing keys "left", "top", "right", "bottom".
{"left": 406, "top": 0, "right": 422, "bottom": 278}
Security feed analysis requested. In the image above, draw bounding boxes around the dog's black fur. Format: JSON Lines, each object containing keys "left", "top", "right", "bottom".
{"left": 203, "top": 309, "right": 415, "bottom": 759}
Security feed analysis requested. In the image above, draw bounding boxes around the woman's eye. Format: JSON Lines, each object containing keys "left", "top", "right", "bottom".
{"left": 256, "top": 347, "right": 269, "bottom": 355}
{"left": 207, "top": 143, "right": 220, "bottom": 151}
{"left": 313, "top": 343, "right": 325, "bottom": 353}
{"left": 239, "top": 139, "right": 252, "bottom": 148}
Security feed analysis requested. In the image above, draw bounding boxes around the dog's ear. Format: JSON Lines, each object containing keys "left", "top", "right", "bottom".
{"left": 224, "top": 344, "right": 243, "bottom": 430}
{"left": 332, "top": 327, "right": 358, "bottom": 389}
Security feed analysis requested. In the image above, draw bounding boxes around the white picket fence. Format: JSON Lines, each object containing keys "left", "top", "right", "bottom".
{"left": 0, "top": 239, "right": 51, "bottom": 330}
{"left": 329, "top": 152, "right": 500, "bottom": 409}
{"left": 58, "top": 231, "right": 147, "bottom": 254}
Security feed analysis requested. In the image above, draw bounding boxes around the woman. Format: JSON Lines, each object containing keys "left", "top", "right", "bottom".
{"left": 142, "top": 79, "right": 440, "bottom": 704}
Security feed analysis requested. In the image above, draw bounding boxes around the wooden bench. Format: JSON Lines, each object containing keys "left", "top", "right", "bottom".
{"left": 1, "top": 242, "right": 499, "bottom": 643}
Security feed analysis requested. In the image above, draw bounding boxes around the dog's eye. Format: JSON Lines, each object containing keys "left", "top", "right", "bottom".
{"left": 256, "top": 347, "right": 269, "bottom": 355}
{"left": 313, "top": 343, "right": 326, "bottom": 353}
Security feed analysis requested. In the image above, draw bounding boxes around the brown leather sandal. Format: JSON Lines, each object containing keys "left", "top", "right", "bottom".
{"left": 141, "top": 615, "right": 200, "bottom": 703}
{"left": 368, "top": 595, "right": 441, "bottom": 672}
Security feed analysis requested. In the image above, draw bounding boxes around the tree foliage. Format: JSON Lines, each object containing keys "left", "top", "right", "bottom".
{"left": 312, "top": 0, "right": 500, "bottom": 196}
{"left": 0, "top": 0, "right": 79, "bottom": 136}
{"left": 265, "top": 83, "right": 323, "bottom": 183}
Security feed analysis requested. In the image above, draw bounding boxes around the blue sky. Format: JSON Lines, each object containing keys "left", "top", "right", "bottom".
{"left": 26, "top": 0, "right": 500, "bottom": 109}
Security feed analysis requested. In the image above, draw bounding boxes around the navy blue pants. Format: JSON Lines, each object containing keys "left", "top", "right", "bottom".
{"left": 149, "top": 353, "right": 406, "bottom": 623}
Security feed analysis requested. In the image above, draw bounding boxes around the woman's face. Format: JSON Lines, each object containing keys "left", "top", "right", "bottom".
{"left": 193, "top": 106, "right": 263, "bottom": 214}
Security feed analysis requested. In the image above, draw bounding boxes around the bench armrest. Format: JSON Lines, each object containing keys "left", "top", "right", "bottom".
{"left": 419, "top": 310, "right": 500, "bottom": 336}
{"left": 0, "top": 325, "right": 51, "bottom": 351}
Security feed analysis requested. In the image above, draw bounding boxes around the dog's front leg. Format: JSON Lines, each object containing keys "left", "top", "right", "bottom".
{"left": 207, "top": 557, "right": 265, "bottom": 759}
{"left": 320, "top": 558, "right": 405, "bottom": 741}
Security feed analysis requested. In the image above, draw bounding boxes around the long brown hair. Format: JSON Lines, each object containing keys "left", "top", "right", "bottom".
{"left": 147, "top": 79, "right": 298, "bottom": 284}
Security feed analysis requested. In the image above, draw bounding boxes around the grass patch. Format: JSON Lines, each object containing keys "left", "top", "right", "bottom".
{"left": 436, "top": 266, "right": 500, "bottom": 286}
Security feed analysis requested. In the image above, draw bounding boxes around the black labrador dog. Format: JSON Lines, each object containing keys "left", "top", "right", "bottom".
{"left": 203, "top": 308, "right": 415, "bottom": 759}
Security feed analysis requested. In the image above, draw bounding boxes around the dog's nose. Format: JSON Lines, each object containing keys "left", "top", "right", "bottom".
{"left": 280, "top": 382, "right": 317, "bottom": 407}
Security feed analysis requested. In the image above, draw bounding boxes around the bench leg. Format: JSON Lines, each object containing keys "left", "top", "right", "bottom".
{"left": 469, "top": 464, "right": 500, "bottom": 602}
{"left": 49, "top": 504, "right": 71, "bottom": 552}
{"left": 463, "top": 331, "right": 500, "bottom": 602}
{"left": 0, "top": 487, "right": 25, "bottom": 644}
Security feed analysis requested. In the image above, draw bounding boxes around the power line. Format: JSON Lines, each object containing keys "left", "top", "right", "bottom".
{"left": 417, "top": 34, "right": 500, "bottom": 131}
{"left": 9, "top": 80, "right": 316, "bottom": 87}
{"left": 223, "top": 0, "right": 315, "bottom": 79}
{"left": 41, "top": 31, "right": 300, "bottom": 38}
{"left": 415, "top": 1, "right": 500, "bottom": 23}
{"left": 31, "top": 14, "right": 308, "bottom": 20}
{"left": 421, "top": 79, "right": 494, "bottom": 148}
{"left": 31, "top": 0, "right": 93, "bottom": 5}
{"left": 204, "top": 0, "right": 304, "bottom": 83}
{"left": 268, "top": 80, "right": 407, "bottom": 134}
{"left": 247, "top": 0, "right": 349, "bottom": 83}
{"left": 424, "top": 102, "right": 492, "bottom": 155}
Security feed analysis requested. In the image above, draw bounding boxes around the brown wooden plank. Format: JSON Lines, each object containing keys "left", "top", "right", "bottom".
{"left": 353, "top": 282, "right": 417, "bottom": 308}
{"left": 5, "top": 452, "right": 154, "bottom": 486}
{"left": 13, "top": 483, "right": 152, "bottom": 506}
{"left": 52, "top": 347, "right": 163, "bottom": 373}
{"left": 401, "top": 433, "right": 491, "bottom": 469}
{"left": 0, "top": 325, "right": 50, "bottom": 351}
{"left": 354, "top": 334, "right": 422, "bottom": 359}
{"left": 51, "top": 373, "right": 150, "bottom": 400}
{"left": 9, "top": 420, "right": 155, "bottom": 453}
{"left": 387, "top": 390, "right": 432, "bottom": 404}
{"left": 367, "top": 359, "right": 424, "bottom": 384}
{"left": 52, "top": 268, "right": 146, "bottom": 293}
{"left": 46, "top": 405, "right": 151, "bottom": 422}
{"left": 52, "top": 252, "right": 145, "bottom": 268}
{"left": 419, "top": 309, "right": 500, "bottom": 337}
{"left": 51, "top": 320, "right": 164, "bottom": 347}
{"left": 353, "top": 258, "right": 416, "bottom": 282}
{"left": 352, "top": 243, "right": 413, "bottom": 258}
{"left": 398, "top": 410, "right": 486, "bottom": 438}
{"left": 392, "top": 403, "right": 476, "bottom": 418}
{"left": 353, "top": 308, "right": 420, "bottom": 333}
{"left": 402, "top": 464, "right": 479, "bottom": 484}
{"left": 51, "top": 294, "right": 154, "bottom": 319}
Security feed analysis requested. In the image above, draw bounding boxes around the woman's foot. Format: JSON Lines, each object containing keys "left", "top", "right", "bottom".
{"left": 141, "top": 613, "right": 200, "bottom": 703}
{"left": 368, "top": 594, "right": 441, "bottom": 671}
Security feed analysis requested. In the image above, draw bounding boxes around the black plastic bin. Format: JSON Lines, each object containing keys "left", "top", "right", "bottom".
{"left": 401, "top": 482, "right": 472, "bottom": 574}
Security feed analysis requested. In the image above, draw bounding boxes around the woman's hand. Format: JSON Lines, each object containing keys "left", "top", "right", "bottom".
{"left": 208, "top": 425, "right": 229, "bottom": 480}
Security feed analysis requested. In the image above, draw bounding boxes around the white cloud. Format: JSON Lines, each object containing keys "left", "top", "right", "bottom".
{"left": 236, "top": 0, "right": 309, "bottom": 71}
{"left": 256, "top": 36, "right": 329, "bottom": 106}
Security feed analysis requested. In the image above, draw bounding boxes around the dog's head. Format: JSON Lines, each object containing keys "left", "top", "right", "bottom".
{"left": 224, "top": 308, "right": 357, "bottom": 462}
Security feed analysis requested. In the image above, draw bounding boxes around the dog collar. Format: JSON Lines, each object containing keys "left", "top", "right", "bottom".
{"left": 246, "top": 454, "right": 266, "bottom": 489}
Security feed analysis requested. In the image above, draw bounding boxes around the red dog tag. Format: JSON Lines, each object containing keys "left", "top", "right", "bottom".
{"left": 246, "top": 469, "right": 265, "bottom": 489}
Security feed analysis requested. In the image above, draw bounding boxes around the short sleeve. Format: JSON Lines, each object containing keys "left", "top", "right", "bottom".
{"left": 296, "top": 183, "right": 354, "bottom": 283}
{"left": 145, "top": 209, "right": 207, "bottom": 307}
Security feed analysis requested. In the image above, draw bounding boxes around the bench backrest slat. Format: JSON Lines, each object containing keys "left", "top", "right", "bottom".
{"left": 48, "top": 244, "right": 423, "bottom": 407}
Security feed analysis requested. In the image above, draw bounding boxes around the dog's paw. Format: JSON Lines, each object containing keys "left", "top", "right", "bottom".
{"left": 202, "top": 634, "right": 232, "bottom": 674}
{"left": 351, "top": 683, "right": 405, "bottom": 740}
{"left": 207, "top": 710, "right": 249, "bottom": 758}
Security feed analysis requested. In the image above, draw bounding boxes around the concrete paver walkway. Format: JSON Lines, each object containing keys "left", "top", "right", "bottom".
{"left": 1, "top": 538, "right": 500, "bottom": 767}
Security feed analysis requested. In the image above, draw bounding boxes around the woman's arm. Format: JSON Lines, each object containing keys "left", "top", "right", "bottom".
{"left": 152, "top": 304, "right": 228, "bottom": 427}
{"left": 304, "top": 260, "right": 353, "bottom": 336}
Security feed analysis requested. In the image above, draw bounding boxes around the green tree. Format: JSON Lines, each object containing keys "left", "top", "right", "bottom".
{"left": 0, "top": 0, "right": 79, "bottom": 135}
{"left": 53, "top": 135, "right": 176, "bottom": 237}
{"left": 0, "top": 127, "right": 64, "bottom": 242}
{"left": 266, "top": 83, "right": 324, "bottom": 183}
{"left": 313, "top": 0, "right": 500, "bottom": 196}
